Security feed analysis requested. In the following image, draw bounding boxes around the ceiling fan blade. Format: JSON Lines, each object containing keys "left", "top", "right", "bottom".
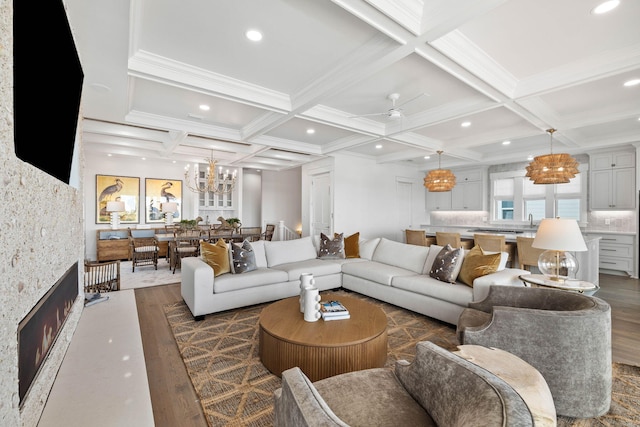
{"left": 397, "top": 92, "right": 429, "bottom": 108}
{"left": 348, "top": 112, "right": 388, "bottom": 118}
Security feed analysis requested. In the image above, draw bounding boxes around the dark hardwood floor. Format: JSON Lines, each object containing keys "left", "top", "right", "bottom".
{"left": 135, "top": 273, "right": 640, "bottom": 427}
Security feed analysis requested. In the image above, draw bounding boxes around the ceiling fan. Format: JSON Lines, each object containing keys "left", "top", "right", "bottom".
{"left": 349, "top": 92, "right": 429, "bottom": 120}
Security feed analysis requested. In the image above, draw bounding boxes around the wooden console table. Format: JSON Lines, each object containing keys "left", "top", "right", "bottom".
{"left": 259, "top": 293, "right": 388, "bottom": 382}
{"left": 96, "top": 228, "right": 170, "bottom": 261}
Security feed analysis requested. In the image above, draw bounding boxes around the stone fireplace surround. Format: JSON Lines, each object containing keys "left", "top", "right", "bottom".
{"left": 1, "top": 0, "right": 86, "bottom": 424}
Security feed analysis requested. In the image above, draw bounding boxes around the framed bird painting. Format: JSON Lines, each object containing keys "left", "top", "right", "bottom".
{"left": 96, "top": 174, "right": 140, "bottom": 224}
{"left": 145, "top": 178, "right": 182, "bottom": 223}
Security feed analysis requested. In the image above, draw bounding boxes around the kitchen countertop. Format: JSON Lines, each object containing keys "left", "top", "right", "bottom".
{"left": 420, "top": 225, "right": 609, "bottom": 242}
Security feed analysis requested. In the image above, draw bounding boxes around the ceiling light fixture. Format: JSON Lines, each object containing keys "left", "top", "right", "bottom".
{"left": 502, "top": 140, "right": 511, "bottom": 145}
{"left": 184, "top": 150, "right": 237, "bottom": 195}
{"left": 461, "top": 121, "right": 471, "bottom": 128}
{"left": 199, "top": 104, "right": 210, "bottom": 111}
{"left": 246, "top": 29, "right": 262, "bottom": 41}
{"left": 375, "top": 144, "right": 382, "bottom": 149}
{"left": 623, "top": 79, "right": 640, "bottom": 87}
{"left": 306, "top": 128, "right": 315, "bottom": 134}
{"left": 424, "top": 150, "right": 456, "bottom": 192}
{"left": 591, "top": 0, "right": 620, "bottom": 14}
{"left": 525, "top": 129, "right": 579, "bottom": 184}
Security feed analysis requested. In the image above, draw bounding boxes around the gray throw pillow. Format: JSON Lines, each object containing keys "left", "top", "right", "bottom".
{"left": 318, "top": 232, "right": 345, "bottom": 259}
{"left": 430, "top": 244, "right": 464, "bottom": 283}
{"left": 231, "top": 239, "right": 257, "bottom": 274}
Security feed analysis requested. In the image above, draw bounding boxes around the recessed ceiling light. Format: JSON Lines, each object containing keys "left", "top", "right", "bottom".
{"left": 461, "top": 121, "right": 471, "bottom": 128}
{"left": 591, "top": 0, "right": 620, "bottom": 15}
{"left": 199, "top": 104, "right": 210, "bottom": 111}
{"left": 306, "top": 128, "right": 315, "bottom": 134}
{"left": 141, "top": 157, "right": 146, "bottom": 160}
{"left": 246, "top": 29, "right": 262, "bottom": 41}
{"left": 623, "top": 79, "right": 640, "bottom": 87}
{"left": 527, "top": 155, "right": 534, "bottom": 161}
{"left": 502, "top": 140, "right": 511, "bottom": 145}
{"left": 424, "top": 155, "right": 431, "bottom": 159}
{"left": 107, "top": 153, "right": 112, "bottom": 157}
{"left": 375, "top": 144, "right": 383, "bottom": 149}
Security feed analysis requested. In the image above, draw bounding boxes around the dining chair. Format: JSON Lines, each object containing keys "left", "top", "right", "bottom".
{"left": 171, "top": 229, "right": 202, "bottom": 273}
{"left": 435, "top": 232, "right": 473, "bottom": 249}
{"left": 473, "top": 233, "right": 516, "bottom": 268}
{"left": 261, "top": 224, "right": 275, "bottom": 241}
{"left": 516, "top": 236, "right": 545, "bottom": 272}
{"left": 84, "top": 259, "right": 121, "bottom": 292}
{"left": 128, "top": 228, "right": 159, "bottom": 272}
{"left": 405, "top": 229, "right": 434, "bottom": 246}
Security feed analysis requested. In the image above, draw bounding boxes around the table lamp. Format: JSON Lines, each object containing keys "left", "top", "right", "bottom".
{"left": 106, "top": 201, "right": 125, "bottom": 230}
{"left": 161, "top": 202, "right": 178, "bottom": 225}
{"left": 532, "top": 217, "right": 587, "bottom": 281}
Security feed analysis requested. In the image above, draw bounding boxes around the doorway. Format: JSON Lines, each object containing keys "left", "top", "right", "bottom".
{"left": 311, "top": 173, "right": 331, "bottom": 237}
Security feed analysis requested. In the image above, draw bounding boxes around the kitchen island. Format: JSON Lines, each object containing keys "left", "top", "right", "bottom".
{"left": 420, "top": 225, "right": 601, "bottom": 286}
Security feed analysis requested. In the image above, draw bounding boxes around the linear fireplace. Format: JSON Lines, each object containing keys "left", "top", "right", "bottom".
{"left": 18, "top": 262, "right": 79, "bottom": 404}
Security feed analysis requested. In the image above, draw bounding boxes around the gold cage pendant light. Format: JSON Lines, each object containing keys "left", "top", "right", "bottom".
{"left": 525, "top": 129, "right": 579, "bottom": 184}
{"left": 424, "top": 150, "right": 456, "bottom": 192}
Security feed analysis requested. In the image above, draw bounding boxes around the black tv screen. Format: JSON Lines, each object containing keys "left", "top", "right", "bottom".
{"left": 13, "top": 0, "right": 84, "bottom": 185}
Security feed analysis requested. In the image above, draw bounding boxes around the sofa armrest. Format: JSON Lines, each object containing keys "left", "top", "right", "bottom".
{"left": 274, "top": 367, "right": 349, "bottom": 427}
{"left": 471, "top": 268, "right": 530, "bottom": 302}
{"left": 180, "top": 257, "right": 215, "bottom": 318}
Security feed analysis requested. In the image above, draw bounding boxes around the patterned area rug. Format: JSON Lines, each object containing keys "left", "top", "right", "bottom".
{"left": 164, "top": 290, "right": 640, "bottom": 427}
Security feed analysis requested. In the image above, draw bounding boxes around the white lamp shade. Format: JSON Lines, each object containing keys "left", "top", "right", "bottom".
{"left": 106, "top": 201, "right": 125, "bottom": 212}
{"left": 161, "top": 202, "right": 178, "bottom": 213}
{"left": 532, "top": 218, "right": 587, "bottom": 252}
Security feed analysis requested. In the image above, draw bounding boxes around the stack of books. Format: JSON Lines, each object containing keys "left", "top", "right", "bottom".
{"left": 320, "top": 300, "right": 350, "bottom": 321}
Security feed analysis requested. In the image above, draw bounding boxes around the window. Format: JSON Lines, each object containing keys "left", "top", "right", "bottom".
{"left": 490, "top": 165, "right": 586, "bottom": 225}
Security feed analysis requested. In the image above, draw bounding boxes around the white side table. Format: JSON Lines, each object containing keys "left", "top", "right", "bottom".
{"left": 519, "top": 274, "right": 599, "bottom": 295}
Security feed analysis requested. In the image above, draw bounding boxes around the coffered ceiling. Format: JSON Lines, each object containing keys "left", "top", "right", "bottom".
{"left": 66, "top": 0, "right": 640, "bottom": 172}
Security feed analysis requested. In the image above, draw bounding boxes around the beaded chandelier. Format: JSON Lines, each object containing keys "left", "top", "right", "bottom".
{"left": 424, "top": 150, "right": 456, "bottom": 192}
{"left": 525, "top": 129, "right": 579, "bottom": 184}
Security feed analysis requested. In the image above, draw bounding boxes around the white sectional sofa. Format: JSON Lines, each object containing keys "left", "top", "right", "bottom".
{"left": 181, "top": 235, "right": 529, "bottom": 325}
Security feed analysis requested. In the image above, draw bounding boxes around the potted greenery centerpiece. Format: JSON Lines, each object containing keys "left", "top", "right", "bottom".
{"left": 179, "top": 219, "right": 198, "bottom": 230}
{"left": 226, "top": 217, "right": 242, "bottom": 231}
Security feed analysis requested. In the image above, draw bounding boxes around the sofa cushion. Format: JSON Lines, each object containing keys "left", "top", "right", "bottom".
{"left": 358, "top": 237, "right": 380, "bottom": 260}
{"left": 248, "top": 240, "right": 268, "bottom": 268}
{"left": 429, "top": 244, "right": 465, "bottom": 283}
{"left": 200, "top": 238, "right": 231, "bottom": 277}
{"left": 318, "top": 233, "right": 346, "bottom": 259}
{"left": 372, "top": 238, "right": 430, "bottom": 274}
{"left": 391, "top": 275, "right": 473, "bottom": 307}
{"left": 265, "top": 236, "right": 317, "bottom": 267}
{"left": 230, "top": 239, "right": 258, "bottom": 274}
{"left": 213, "top": 267, "right": 288, "bottom": 293}
{"left": 271, "top": 258, "right": 343, "bottom": 281}
{"left": 344, "top": 232, "right": 360, "bottom": 258}
{"left": 342, "top": 260, "right": 418, "bottom": 286}
{"left": 458, "top": 245, "right": 502, "bottom": 287}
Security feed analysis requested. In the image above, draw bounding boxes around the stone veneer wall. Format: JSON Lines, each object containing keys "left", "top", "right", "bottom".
{"left": 0, "top": 1, "right": 85, "bottom": 425}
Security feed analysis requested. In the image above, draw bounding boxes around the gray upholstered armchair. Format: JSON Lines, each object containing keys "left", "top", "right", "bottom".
{"left": 273, "top": 341, "right": 539, "bottom": 426}
{"left": 456, "top": 285, "right": 612, "bottom": 418}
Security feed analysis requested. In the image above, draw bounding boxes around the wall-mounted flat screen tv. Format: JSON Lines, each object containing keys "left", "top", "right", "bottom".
{"left": 13, "top": 0, "right": 84, "bottom": 185}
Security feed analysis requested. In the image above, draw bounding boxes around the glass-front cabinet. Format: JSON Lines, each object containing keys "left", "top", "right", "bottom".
{"left": 196, "top": 167, "right": 236, "bottom": 210}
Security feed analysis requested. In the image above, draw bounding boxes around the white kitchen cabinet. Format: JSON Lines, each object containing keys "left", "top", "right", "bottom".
{"left": 589, "top": 151, "right": 635, "bottom": 210}
{"left": 586, "top": 233, "right": 635, "bottom": 277}
{"left": 427, "top": 168, "right": 486, "bottom": 212}
{"left": 425, "top": 190, "right": 451, "bottom": 211}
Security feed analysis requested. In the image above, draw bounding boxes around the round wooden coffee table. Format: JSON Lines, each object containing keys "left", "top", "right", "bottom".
{"left": 259, "top": 293, "right": 388, "bottom": 381}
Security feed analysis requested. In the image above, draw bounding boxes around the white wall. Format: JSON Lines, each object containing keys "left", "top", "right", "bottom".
{"left": 241, "top": 169, "right": 262, "bottom": 228}
{"left": 262, "top": 168, "right": 302, "bottom": 232}
{"left": 301, "top": 154, "right": 427, "bottom": 241}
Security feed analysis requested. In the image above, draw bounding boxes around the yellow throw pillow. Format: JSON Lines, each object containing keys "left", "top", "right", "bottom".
{"left": 200, "top": 238, "right": 230, "bottom": 277}
{"left": 458, "top": 245, "right": 501, "bottom": 287}
{"left": 344, "top": 232, "right": 360, "bottom": 258}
